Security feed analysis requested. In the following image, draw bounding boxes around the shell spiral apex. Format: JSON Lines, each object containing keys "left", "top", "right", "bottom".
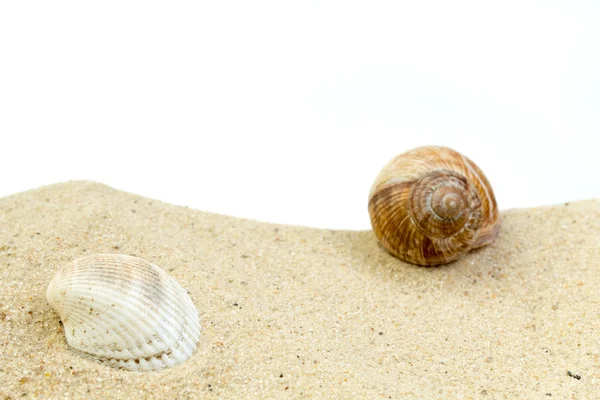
{"left": 46, "top": 254, "right": 201, "bottom": 372}
{"left": 368, "top": 146, "right": 500, "bottom": 266}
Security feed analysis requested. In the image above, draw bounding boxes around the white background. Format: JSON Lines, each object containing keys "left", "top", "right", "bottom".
{"left": 1, "top": 1, "right": 598, "bottom": 230}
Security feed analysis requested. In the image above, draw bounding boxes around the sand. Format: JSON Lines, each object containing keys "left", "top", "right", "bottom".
{"left": 0, "top": 181, "right": 598, "bottom": 399}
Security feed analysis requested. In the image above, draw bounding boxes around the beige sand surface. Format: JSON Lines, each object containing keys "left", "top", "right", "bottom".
{"left": 0, "top": 181, "right": 598, "bottom": 399}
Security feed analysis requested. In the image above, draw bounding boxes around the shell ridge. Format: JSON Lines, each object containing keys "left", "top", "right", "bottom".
{"left": 47, "top": 254, "right": 201, "bottom": 372}
{"left": 56, "top": 299, "right": 144, "bottom": 362}
{"left": 84, "top": 280, "right": 189, "bottom": 358}
{"left": 63, "top": 258, "right": 194, "bottom": 352}
{"left": 78, "top": 266, "right": 188, "bottom": 334}
{"left": 62, "top": 283, "right": 195, "bottom": 367}
{"left": 55, "top": 282, "right": 164, "bottom": 359}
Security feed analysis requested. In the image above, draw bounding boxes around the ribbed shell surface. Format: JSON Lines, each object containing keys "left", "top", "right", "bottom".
{"left": 46, "top": 254, "right": 201, "bottom": 372}
{"left": 368, "top": 146, "right": 500, "bottom": 266}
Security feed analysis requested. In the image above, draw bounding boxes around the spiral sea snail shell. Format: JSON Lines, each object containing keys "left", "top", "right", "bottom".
{"left": 368, "top": 146, "right": 500, "bottom": 266}
{"left": 47, "top": 254, "right": 201, "bottom": 371}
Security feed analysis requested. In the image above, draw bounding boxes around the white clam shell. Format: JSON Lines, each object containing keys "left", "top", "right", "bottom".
{"left": 47, "top": 254, "right": 201, "bottom": 372}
